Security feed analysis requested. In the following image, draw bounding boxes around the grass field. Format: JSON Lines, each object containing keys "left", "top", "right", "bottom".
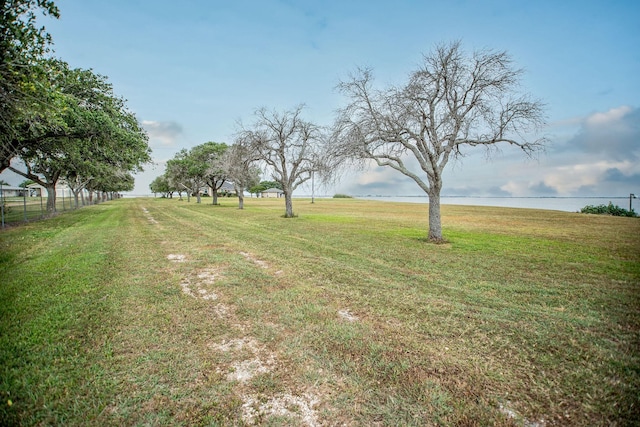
{"left": 1, "top": 197, "right": 638, "bottom": 426}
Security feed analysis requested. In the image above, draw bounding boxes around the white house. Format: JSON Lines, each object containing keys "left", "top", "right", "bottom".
{"left": 261, "top": 187, "right": 284, "bottom": 198}
{"left": 0, "top": 186, "right": 27, "bottom": 198}
{"left": 26, "top": 183, "right": 75, "bottom": 198}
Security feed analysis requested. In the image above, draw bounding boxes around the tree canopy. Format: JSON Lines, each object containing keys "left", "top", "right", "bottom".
{"left": 1, "top": 1, "right": 151, "bottom": 212}
{"left": 165, "top": 148, "right": 208, "bottom": 203}
{"left": 191, "top": 141, "right": 228, "bottom": 205}
{"left": 7, "top": 59, "right": 151, "bottom": 211}
{"left": 1, "top": 0, "right": 60, "bottom": 171}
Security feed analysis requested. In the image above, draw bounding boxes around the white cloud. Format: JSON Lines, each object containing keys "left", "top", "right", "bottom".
{"left": 585, "top": 105, "right": 632, "bottom": 127}
{"left": 543, "top": 160, "right": 636, "bottom": 194}
{"left": 142, "top": 120, "right": 184, "bottom": 147}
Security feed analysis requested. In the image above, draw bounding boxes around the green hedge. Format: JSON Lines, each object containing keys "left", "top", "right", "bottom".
{"left": 580, "top": 202, "right": 637, "bottom": 217}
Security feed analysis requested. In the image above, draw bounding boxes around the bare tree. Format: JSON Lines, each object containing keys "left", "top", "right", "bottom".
{"left": 333, "top": 41, "right": 547, "bottom": 241}
{"left": 240, "top": 106, "right": 328, "bottom": 218}
{"left": 223, "top": 140, "right": 261, "bottom": 209}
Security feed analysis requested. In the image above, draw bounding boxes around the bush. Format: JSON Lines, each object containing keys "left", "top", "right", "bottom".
{"left": 580, "top": 202, "right": 637, "bottom": 217}
{"left": 333, "top": 194, "right": 353, "bottom": 198}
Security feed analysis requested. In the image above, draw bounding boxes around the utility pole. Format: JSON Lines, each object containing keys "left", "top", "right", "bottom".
{"left": 630, "top": 193, "right": 636, "bottom": 212}
{"left": 311, "top": 170, "right": 315, "bottom": 204}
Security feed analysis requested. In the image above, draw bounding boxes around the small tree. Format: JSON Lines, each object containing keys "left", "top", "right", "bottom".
{"left": 165, "top": 149, "right": 207, "bottom": 203}
{"left": 333, "top": 41, "right": 546, "bottom": 241}
{"left": 191, "top": 141, "right": 228, "bottom": 205}
{"left": 240, "top": 106, "right": 328, "bottom": 218}
{"left": 150, "top": 174, "right": 172, "bottom": 197}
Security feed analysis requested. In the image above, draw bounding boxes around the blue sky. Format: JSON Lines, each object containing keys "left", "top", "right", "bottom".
{"left": 3, "top": 0, "right": 639, "bottom": 197}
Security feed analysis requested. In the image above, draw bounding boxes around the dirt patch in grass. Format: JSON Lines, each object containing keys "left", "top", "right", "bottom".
{"left": 179, "top": 267, "right": 224, "bottom": 300}
{"left": 241, "top": 392, "right": 321, "bottom": 426}
{"left": 211, "top": 337, "right": 276, "bottom": 382}
{"left": 338, "top": 309, "right": 359, "bottom": 322}
{"left": 239, "top": 251, "right": 270, "bottom": 269}
{"left": 167, "top": 253, "right": 186, "bottom": 262}
{"left": 209, "top": 335, "right": 322, "bottom": 425}
{"left": 141, "top": 207, "right": 158, "bottom": 224}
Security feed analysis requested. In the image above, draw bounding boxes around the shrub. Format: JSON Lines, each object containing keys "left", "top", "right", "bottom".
{"left": 333, "top": 194, "right": 353, "bottom": 198}
{"left": 580, "top": 202, "right": 637, "bottom": 217}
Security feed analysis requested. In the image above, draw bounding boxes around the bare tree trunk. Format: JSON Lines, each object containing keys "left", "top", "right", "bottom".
{"left": 284, "top": 189, "right": 294, "bottom": 218}
{"left": 72, "top": 189, "right": 80, "bottom": 209}
{"left": 45, "top": 185, "right": 56, "bottom": 213}
{"left": 238, "top": 193, "right": 244, "bottom": 209}
{"left": 427, "top": 188, "right": 443, "bottom": 242}
{"left": 212, "top": 190, "right": 218, "bottom": 205}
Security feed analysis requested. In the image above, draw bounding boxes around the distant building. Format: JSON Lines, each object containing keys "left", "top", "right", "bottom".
{"left": 26, "top": 183, "right": 75, "bottom": 197}
{"left": 0, "top": 186, "right": 27, "bottom": 198}
{"left": 261, "top": 188, "right": 284, "bottom": 198}
{"left": 204, "top": 181, "right": 236, "bottom": 197}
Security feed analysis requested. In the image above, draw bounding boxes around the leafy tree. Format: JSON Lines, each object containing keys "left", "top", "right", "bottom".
{"left": 260, "top": 181, "right": 282, "bottom": 191}
{"left": 332, "top": 41, "right": 546, "bottom": 241}
{"left": 84, "top": 169, "right": 133, "bottom": 203}
{"left": 191, "top": 141, "right": 228, "bottom": 205}
{"left": 18, "top": 179, "right": 34, "bottom": 188}
{"left": 165, "top": 149, "right": 207, "bottom": 203}
{"left": 150, "top": 174, "right": 173, "bottom": 198}
{"left": 7, "top": 60, "right": 150, "bottom": 212}
{"left": 240, "top": 106, "right": 328, "bottom": 217}
{"left": 1, "top": 0, "right": 60, "bottom": 171}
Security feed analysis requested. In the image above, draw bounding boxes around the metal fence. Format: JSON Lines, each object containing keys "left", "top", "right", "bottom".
{"left": 0, "top": 185, "right": 98, "bottom": 228}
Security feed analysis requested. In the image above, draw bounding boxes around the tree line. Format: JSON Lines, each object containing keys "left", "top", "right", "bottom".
{"left": 1, "top": 1, "right": 151, "bottom": 212}
{"left": 152, "top": 105, "right": 331, "bottom": 216}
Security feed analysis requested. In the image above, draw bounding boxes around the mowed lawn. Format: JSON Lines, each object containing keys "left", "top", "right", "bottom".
{"left": 1, "top": 197, "right": 638, "bottom": 426}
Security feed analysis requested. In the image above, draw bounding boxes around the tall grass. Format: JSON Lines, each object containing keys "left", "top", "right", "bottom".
{"left": 1, "top": 197, "right": 638, "bottom": 425}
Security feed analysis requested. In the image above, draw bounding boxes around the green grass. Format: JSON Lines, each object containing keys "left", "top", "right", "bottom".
{"left": 1, "top": 197, "right": 638, "bottom": 426}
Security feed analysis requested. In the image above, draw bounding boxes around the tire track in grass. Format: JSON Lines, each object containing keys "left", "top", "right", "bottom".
{"left": 133, "top": 201, "right": 555, "bottom": 425}
{"left": 139, "top": 201, "right": 325, "bottom": 425}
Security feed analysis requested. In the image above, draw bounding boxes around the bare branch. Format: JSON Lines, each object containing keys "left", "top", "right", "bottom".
{"left": 332, "top": 41, "right": 547, "bottom": 240}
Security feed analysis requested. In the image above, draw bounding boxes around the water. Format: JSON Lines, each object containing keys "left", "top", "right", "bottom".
{"left": 353, "top": 196, "right": 633, "bottom": 213}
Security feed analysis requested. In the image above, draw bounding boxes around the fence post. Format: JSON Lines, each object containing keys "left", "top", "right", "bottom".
{"left": 1, "top": 184, "right": 4, "bottom": 229}
{"left": 40, "top": 188, "right": 44, "bottom": 218}
{"left": 23, "top": 189, "right": 27, "bottom": 222}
